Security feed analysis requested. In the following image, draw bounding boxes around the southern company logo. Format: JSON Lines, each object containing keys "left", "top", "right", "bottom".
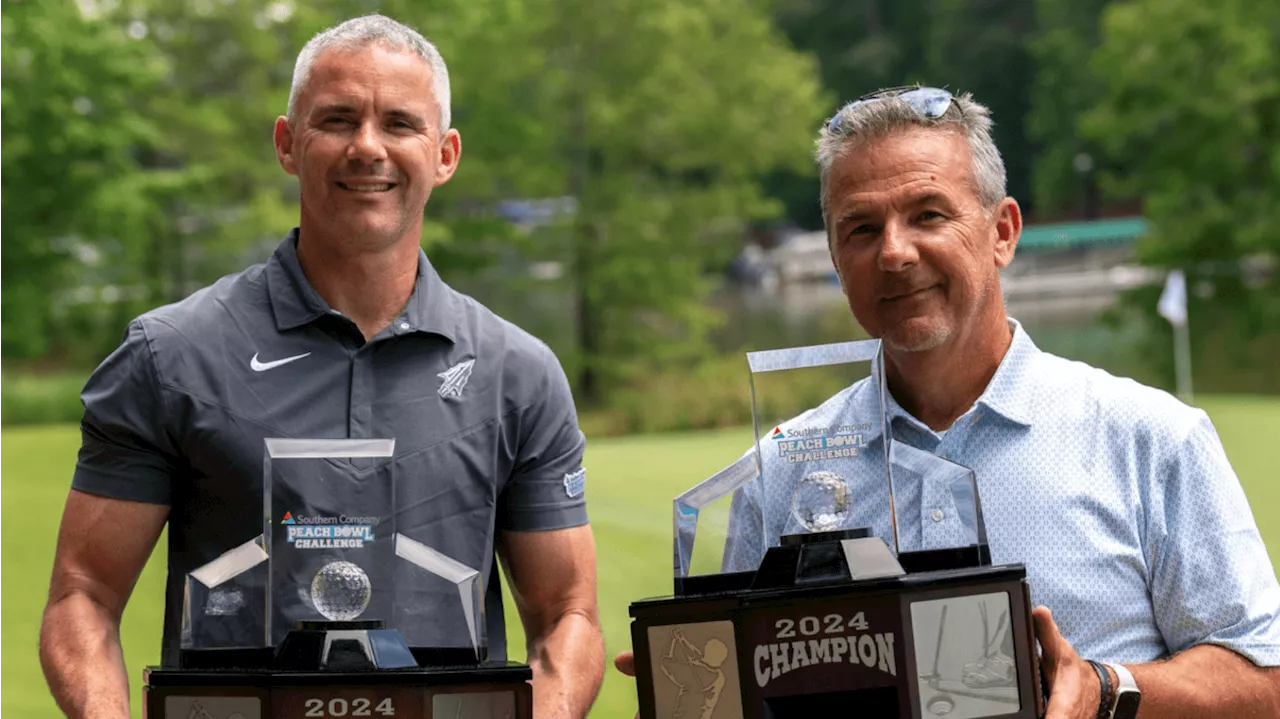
{"left": 279, "top": 511, "right": 382, "bottom": 549}
{"left": 773, "top": 423, "right": 874, "bottom": 464}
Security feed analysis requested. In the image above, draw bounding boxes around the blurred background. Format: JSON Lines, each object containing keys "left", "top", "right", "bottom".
{"left": 3, "top": 0, "right": 1278, "bottom": 717}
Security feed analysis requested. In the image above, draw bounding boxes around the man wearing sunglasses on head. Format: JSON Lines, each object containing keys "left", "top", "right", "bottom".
{"left": 615, "top": 87, "right": 1280, "bottom": 718}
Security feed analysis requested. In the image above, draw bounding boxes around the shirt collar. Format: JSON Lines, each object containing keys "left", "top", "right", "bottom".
{"left": 266, "top": 228, "right": 459, "bottom": 342}
{"left": 853, "top": 318, "right": 1039, "bottom": 441}
{"left": 970, "top": 317, "right": 1038, "bottom": 428}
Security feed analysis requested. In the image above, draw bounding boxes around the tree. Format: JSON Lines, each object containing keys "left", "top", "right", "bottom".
{"left": 1083, "top": 0, "right": 1280, "bottom": 393}
{"left": 769, "top": 0, "right": 935, "bottom": 229}
{"left": 922, "top": 0, "right": 1037, "bottom": 213}
{"left": 124, "top": 0, "right": 327, "bottom": 297}
{"left": 770, "top": 0, "right": 1039, "bottom": 224}
{"left": 2, "top": 0, "right": 170, "bottom": 358}
{"left": 550, "top": 0, "right": 828, "bottom": 402}
{"left": 4, "top": 0, "right": 827, "bottom": 403}
{"left": 1025, "top": 0, "right": 1115, "bottom": 219}
{"left": 1083, "top": 0, "right": 1280, "bottom": 267}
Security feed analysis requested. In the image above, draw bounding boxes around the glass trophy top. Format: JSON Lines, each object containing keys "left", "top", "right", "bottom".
{"left": 177, "top": 437, "right": 487, "bottom": 665}
{"left": 672, "top": 339, "right": 990, "bottom": 590}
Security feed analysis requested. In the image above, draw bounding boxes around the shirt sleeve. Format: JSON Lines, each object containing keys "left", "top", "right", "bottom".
{"left": 497, "top": 344, "right": 588, "bottom": 532}
{"left": 1146, "top": 410, "right": 1280, "bottom": 666}
{"left": 721, "top": 448, "right": 766, "bottom": 573}
{"left": 71, "top": 319, "right": 181, "bottom": 505}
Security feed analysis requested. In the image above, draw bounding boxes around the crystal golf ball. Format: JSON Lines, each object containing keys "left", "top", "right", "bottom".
{"left": 310, "top": 560, "right": 372, "bottom": 621}
{"left": 791, "top": 470, "right": 854, "bottom": 532}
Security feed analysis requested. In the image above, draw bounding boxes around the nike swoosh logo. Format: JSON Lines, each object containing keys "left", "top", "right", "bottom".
{"left": 250, "top": 352, "right": 311, "bottom": 372}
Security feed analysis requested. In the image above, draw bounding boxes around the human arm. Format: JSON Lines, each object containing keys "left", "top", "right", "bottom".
{"left": 498, "top": 526, "right": 604, "bottom": 719}
{"left": 1035, "top": 607, "right": 1280, "bottom": 719}
{"left": 40, "top": 491, "right": 169, "bottom": 719}
{"left": 1036, "top": 408, "right": 1280, "bottom": 718}
{"left": 496, "top": 342, "right": 604, "bottom": 718}
{"left": 40, "top": 319, "right": 181, "bottom": 718}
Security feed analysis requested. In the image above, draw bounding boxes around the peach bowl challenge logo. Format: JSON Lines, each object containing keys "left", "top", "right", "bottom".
{"left": 280, "top": 511, "right": 381, "bottom": 549}
{"left": 771, "top": 423, "right": 872, "bottom": 464}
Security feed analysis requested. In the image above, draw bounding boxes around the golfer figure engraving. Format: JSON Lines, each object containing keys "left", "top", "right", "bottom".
{"left": 658, "top": 628, "right": 729, "bottom": 719}
{"left": 185, "top": 700, "right": 250, "bottom": 719}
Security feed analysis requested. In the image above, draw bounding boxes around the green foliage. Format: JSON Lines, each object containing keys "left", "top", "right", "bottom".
{"left": 1101, "top": 276, "right": 1280, "bottom": 398}
{"left": 770, "top": 0, "right": 1038, "bottom": 223}
{"left": 2, "top": 0, "right": 831, "bottom": 419}
{"left": 1, "top": 0, "right": 169, "bottom": 358}
{"left": 922, "top": 0, "right": 1037, "bottom": 214}
{"left": 1083, "top": 0, "right": 1280, "bottom": 266}
{"left": 0, "top": 371, "right": 88, "bottom": 426}
{"left": 417, "top": 0, "right": 830, "bottom": 401}
{"left": 126, "top": 0, "right": 314, "bottom": 276}
{"left": 566, "top": 0, "right": 827, "bottom": 400}
{"left": 1025, "top": 0, "right": 1114, "bottom": 216}
{"left": 583, "top": 352, "right": 858, "bottom": 436}
{"left": 1081, "top": 0, "right": 1280, "bottom": 365}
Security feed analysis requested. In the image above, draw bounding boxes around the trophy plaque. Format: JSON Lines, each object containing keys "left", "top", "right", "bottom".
{"left": 144, "top": 438, "right": 531, "bottom": 719}
{"left": 629, "top": 340, "right": 1044, "bottom": 719}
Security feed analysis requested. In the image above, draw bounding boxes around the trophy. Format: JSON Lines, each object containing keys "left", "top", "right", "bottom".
{"left": 630, "top": 340, "right": 1044, "bottom": 719}
{"left": 144, "top": 438, "right": 530, "bottom": 719}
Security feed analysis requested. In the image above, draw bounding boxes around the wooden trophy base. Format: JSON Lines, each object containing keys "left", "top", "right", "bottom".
{"left": 631, "top": 536, "right": 1044, "bottom": 719}
{"left": 144, "top": 662, "right": 532, "bottom": 719}
{"left": 145, "top": 625, "right": 532, "bottom": 719}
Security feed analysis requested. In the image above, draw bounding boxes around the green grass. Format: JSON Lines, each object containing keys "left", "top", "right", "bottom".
{"left": 4, "top": 396, "right": 1278, "bottom": 718}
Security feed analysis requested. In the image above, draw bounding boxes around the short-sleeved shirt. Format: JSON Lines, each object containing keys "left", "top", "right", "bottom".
{"left": 73, "top": 230, "right": 589, "bottom": 665}
{"left": 726, "top": 319, "right": 1280, "bottom": 666}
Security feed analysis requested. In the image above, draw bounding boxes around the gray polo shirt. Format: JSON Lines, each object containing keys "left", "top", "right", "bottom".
{"left": 72, "top": 230, "right": 588, "bottom": 666}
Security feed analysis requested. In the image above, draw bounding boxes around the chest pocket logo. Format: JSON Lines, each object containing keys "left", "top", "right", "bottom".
{"left": 437, "top": 359, "right": 476, "bottom": 400}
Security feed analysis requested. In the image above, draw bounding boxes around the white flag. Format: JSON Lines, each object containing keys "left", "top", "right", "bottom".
{"left": 1158, "top": 270, "right": 1187, "bottom": 326}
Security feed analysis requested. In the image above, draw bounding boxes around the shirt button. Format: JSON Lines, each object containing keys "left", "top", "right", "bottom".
{"left": 931, "top": 509, "right": 945, "bottom": 522}
{"left": 399, "top": 322, "right": 410, "bottom": 330}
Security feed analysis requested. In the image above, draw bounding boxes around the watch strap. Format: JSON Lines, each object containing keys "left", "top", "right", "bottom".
{"left": 1086, "top": 659, "right": 1115, "bottom": 719}
{"left": 1107, "top": 663, "right": 1141, "bottom": 719}
{"left": 1109, "top": 662, "right": 1138, "bottom": 692}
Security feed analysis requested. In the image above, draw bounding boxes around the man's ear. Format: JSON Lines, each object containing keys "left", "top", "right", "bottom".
{"left": 434, "top": 127, "right": 462, "bottom": 187}
{"left": 273, "top": 116, "right": 298, "bottom": 176}
{"left": 993, "top": 197, "right": 1022, "bottom": 269}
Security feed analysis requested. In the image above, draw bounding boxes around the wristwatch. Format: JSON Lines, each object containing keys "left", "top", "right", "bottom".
{"left": 1106, "top": 662, "right": 1141, "bottom": 719}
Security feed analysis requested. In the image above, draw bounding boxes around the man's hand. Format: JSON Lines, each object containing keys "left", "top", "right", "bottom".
{"left": 615, "top": 650, "right": 635, "bottom": 676}
{"left": 1034, "top": 606, "right": 1103, "bottom": 719}
{"left": 613, "top": 651, "right": 639, "bottom": 719}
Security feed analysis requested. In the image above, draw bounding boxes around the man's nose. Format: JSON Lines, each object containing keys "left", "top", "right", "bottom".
{"left": 346, "top": 121, "right": 388, "bottom": 164}
{"left": 877, "top": 220, "right": 920, "bottom": 272}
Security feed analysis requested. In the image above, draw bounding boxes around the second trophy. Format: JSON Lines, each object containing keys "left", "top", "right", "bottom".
{"left": 630, "top": 339, "right": 1044, "bottom": 719}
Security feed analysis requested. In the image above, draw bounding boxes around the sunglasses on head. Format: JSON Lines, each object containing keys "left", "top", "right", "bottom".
{"left": 826, "top": 86, "right": 954, "bottom": 133}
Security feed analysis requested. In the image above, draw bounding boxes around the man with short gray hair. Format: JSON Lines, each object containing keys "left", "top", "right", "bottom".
{"left": 41, "top": 14, "right": 604, "bottom": 719}
{"left": 617, "top": 86, "right": 1280, "bottom": 718}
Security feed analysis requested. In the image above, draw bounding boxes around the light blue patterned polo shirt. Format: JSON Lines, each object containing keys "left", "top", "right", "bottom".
{"left": 724, "top": 319, "right": 1280, "bottom": 666}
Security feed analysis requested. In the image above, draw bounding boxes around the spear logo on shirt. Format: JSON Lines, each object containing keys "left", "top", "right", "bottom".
{"left": 437, "top": 359, "right": 476, "bottom": 400}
